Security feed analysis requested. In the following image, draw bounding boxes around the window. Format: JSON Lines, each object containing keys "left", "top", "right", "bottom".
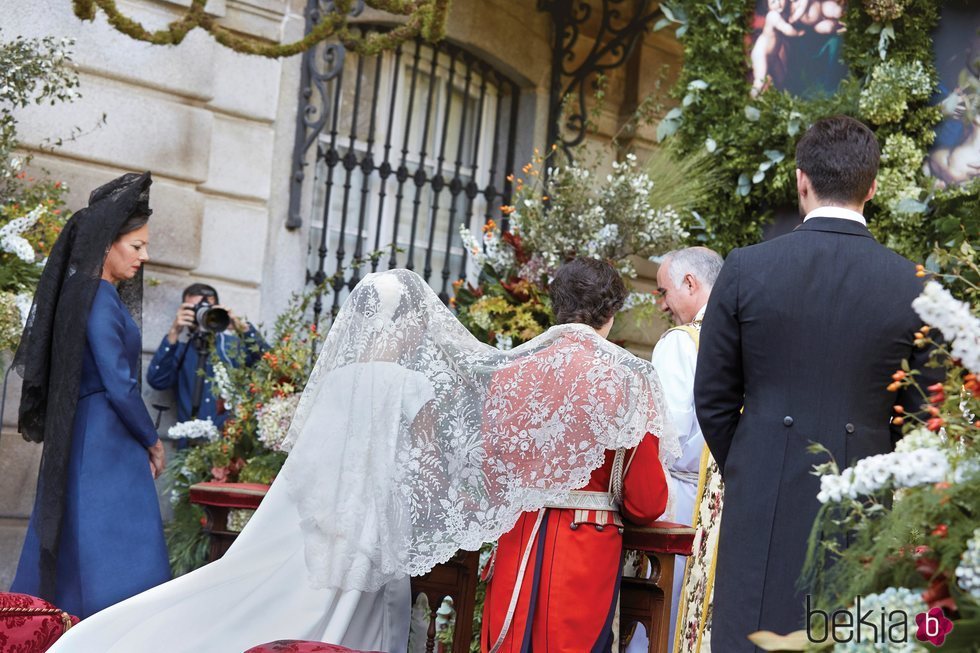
{"left": 299, "top": 31, "right": 521, "bottom": 319}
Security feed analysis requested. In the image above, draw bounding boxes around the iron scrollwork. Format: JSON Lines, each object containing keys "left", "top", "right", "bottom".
{"left": 540, "top": 0, "right": 663, "bottom": 159}
{"left": 287, "top": 1, "right": 364, "bottom": 230}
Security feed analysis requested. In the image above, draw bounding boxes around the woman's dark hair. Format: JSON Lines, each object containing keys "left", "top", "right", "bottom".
{"left": 115, "top": 212, "right": 150, "bottom": 238}
{"left": 549, "top": 257, "right": 627, "bottom": 328}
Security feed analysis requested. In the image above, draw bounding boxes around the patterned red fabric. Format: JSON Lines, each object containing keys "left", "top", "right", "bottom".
{"left": 0, "top": 592, "right": 80, "bottom": 653}
{"left": 244, "top": 641, "right": 381, "bottom": 653}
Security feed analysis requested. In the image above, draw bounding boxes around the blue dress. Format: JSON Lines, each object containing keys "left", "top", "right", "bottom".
{"left": 12, "top": 280, "right": 171, "bottom": 618}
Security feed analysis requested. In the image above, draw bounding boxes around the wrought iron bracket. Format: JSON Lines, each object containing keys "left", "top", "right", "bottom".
{"left": 539, "top": 0, "right": 663, "bottom": 159}
{"left": 287, "top": 1, "right": 364, "bottom": 230}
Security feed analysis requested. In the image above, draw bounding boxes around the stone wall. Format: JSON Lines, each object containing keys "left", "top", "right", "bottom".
{"left": 0, "top": 0, "right": 304, "bottom": 589}
{"left": 1, "top": 0, "right": 681, "bottom": 589}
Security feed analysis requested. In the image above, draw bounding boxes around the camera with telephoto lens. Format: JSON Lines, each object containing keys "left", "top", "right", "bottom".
{"left": 192, "top": 300, "right": 230, "bottom": 333}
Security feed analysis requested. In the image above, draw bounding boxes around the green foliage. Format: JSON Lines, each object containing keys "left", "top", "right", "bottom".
{"left": 658, "top": 0, "right": 972, "bottom": 261}
{"left": 163, "top": 287, "right": 325, "bottom": 574}
{"left": 454, "top": 144, "right": 697, "bottom": 347}
{"left": 0, "top": 29, "right": 79, "bottom": 193}
{"left": 0, "top": 30, "right": 76, "bottom": 352}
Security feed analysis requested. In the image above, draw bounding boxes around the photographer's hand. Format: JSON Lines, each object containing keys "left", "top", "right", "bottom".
{"left": 216, "top": 305, "right": 250, "bottom": 333}
{"left": 167, "top": 303, "right": 196, "bottom": 344}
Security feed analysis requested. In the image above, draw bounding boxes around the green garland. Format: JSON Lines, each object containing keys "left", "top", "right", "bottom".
{"left": 659, "top": 0, "right": 978, "bottom": 260}
{"left": 71, "top": 0, "right": 451, "bottom": 58}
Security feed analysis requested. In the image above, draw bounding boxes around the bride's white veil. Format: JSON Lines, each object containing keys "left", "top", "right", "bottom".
{"left": 280, "top": 269, "right": 679, "bottom": 592}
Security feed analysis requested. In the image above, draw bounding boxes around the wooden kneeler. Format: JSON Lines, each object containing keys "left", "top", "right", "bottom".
{"left": 189, "top": 481, "right": 270, "bottom": 562}
{"left": 620, "top": 521, "right": 696, "bottom": 653}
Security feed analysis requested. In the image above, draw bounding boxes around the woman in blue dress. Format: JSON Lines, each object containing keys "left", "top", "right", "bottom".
{"left": 11, "top": 172, "right": 170, "bottom": 618}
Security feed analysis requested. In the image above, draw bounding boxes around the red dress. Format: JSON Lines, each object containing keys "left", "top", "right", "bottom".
{"left": 481, "top": 434, "right": 669, "bottom": 652}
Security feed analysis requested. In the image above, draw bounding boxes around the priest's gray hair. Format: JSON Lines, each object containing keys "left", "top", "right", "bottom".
{"left": 662, "top": 246, "right": 723, "bottom": 290}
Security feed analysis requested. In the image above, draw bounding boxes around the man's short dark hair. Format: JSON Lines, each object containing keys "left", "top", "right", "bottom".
{"left": 550, "top": 258, "right": 627, "bottom": 328}
{"left": 795, "top": 115, "right": 880, "bottom": 205}
{"left": 183, "top": 282, "right": 219, "bottom": 303}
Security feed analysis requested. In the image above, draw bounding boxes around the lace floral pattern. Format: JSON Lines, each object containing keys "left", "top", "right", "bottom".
{"left": 282, "top": 269, "right": 679, "bottom": 592}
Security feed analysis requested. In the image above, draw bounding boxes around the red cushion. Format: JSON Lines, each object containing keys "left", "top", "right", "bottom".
{"left": 188, "top": 482, "right": 270, "bottom": 509}
{"left": 244, "top": 641, "right": 381, "bottom": 653}
{"left": 623, "top": 520, "right": 696, "bottom": 556}
{"left": 0, "top": 592, "right": 80, "bottom": 653}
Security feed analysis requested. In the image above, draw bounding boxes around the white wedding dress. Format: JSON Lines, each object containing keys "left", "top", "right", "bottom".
{"left": 47, "top": 362, "right": 431, "bottom": 653}
{"left": 48, "top": 269, "right": 678, "bottom": 652}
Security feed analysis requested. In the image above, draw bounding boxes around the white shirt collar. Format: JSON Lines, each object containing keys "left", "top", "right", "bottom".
{"left": 803, "top": 206, "right": 867, "bottom": 226}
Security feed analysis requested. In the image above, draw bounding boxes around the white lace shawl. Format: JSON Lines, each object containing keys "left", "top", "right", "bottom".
{"left": 281, "top": 269, "right": 679, "bottom": 591}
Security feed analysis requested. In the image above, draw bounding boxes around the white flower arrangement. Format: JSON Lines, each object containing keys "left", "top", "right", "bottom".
{"left": 256, "top": 394, "right": 301, "bottom": 452}
{"left": 14, "top": 292, "right": 32, "bottom": 326}
{"left": 956, "top": 528, "right": 980, "bottom": 602}
{"left": 211, "top": 361, "right": 238, "bottom": 407}
{"left": 817, "top": 448, "right": 950, "bottom": 504}
{"left": 893, "top": 427, "right": 945, "bottom": 454}
{"left": 912, "top": 281, "right": 980, "bottom": 373}
{"left": 167, "top": 418, "right": 220, "bottom": 442}
{"left": 494, "top": 333, "right": 513, "bottom": 351}
{"left": 621, "top": 291, "right": 658, "bottom": 312}
{"left": 463, "top": 152, "right": 688, "bottom": 282}
{"left": 0, "top": 205, "right": 43, "bottom": 263}
{"left": 834, "top": 587, "right": 927, "bottom": 652}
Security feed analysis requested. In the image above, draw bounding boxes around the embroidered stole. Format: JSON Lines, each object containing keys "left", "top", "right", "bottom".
{"left": 668, "top": 324, "right": 725, "bottom": 653}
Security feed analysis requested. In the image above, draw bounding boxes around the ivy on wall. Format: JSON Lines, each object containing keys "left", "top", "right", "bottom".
{"left": 658, "top": 0, "right": 978, "bottom": 260}
{"left": 71, "top": 0, "right": 451, "bottom": 58}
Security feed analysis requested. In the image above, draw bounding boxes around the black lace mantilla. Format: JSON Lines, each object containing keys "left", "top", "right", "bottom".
{"left": 13, "top": 171, "right": 152, "bottom": 600}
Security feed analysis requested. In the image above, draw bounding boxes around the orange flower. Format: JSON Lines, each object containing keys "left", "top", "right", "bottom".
{"left": 892, "top": 416, "right": 905, "bottom": 426}
{"left": 483, "top": 219, "right": 497, "bottom": 233}
{"left": 920, "top": 325, "right": 931, "bottom": 334}
{"left": 926, "top": 417, "right": 945, "bottom": 432}
{"left": 886, "top": 381, "right": 901, "bottom": 392}
{"left": 891, "top": 370, "right": 907, "bottom": 382}
{"left": 926, "top": 406, "right": 941, "bottom": 417}
{"left": 500, "top": 205, "right": 516, "bottom": 216}
{"left": 893, "top": 405, "right": 905, "bottom": 414}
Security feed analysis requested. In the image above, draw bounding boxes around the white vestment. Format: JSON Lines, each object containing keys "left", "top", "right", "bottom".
{"left": 628, "top": 306, "right": 705, "bottom": 653}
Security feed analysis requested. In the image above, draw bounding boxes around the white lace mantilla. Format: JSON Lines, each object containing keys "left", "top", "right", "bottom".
{"left": 281, "top": 269, "right": 679, "bottom": 592}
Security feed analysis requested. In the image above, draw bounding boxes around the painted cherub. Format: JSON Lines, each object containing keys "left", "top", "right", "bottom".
{"left": 789, "top": 0, "right": 846, "bottom": 35}
{"left": 750, "top": 0, "right": 804, "bottom": 98}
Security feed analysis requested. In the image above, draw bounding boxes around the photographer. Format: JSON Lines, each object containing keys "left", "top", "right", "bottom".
{"left": 147, "top": 283, "right": 265, "bottom": 428}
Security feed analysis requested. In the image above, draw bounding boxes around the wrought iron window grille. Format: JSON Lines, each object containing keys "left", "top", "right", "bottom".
{"left": 289, "top": 16, "right": 520, "bottom": 324}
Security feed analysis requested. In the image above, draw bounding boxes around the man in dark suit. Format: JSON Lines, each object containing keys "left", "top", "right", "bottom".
{"left": 693, "top": 116, "right": 937, "bottom": 651}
